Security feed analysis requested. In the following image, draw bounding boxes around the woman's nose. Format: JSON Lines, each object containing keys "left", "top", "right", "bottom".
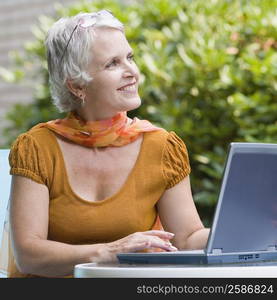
{"left": 122, "top": 60, "right": 138, "bottom": 77}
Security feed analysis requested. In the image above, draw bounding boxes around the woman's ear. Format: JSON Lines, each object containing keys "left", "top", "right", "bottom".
{"left": 66, "top": 79, "right": 85, "bottom": 100}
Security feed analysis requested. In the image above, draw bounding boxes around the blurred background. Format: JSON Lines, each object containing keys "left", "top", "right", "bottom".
{"left": 0, "top": 0, "right": 276, "bottom": 226}
{"left": 0, "top": 0, "right": 76, "bottom": 138}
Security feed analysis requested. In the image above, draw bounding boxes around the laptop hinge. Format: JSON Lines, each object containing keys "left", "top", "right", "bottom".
{"left": 212, "top": 248, "right": 223, "bottom": 254}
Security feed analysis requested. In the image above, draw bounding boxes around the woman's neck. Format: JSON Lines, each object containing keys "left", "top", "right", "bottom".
{"left": 75, "top": 107, "right": 121, "bottom": 122}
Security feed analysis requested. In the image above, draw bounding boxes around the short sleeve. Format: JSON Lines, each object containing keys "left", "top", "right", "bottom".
{"left": 162, "top": 131, "right": 191, "bottom": 189}
{"left": 9, "top": 133, "right": 47, "bottom": 185}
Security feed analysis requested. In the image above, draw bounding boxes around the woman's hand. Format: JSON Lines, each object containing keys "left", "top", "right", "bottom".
{"left": 95, "top": 230, "right": 178, "bottom": 263}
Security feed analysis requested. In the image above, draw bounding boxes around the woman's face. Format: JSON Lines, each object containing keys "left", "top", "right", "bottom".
{"left": 83, "top": 27, "right": 141, "bottom": 120}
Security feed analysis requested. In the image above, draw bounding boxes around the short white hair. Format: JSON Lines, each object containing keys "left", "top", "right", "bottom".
{"left": 45, "top": 11, "right": 124, "bottom": 112}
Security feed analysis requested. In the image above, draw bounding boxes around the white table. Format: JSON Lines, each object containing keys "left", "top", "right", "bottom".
{"left": 74, "top": 262, "right": 277, "bottom": 278}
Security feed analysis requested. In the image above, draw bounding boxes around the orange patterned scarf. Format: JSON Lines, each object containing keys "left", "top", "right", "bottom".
{"left": 39, "top": 111, "right": 163, "bottom": 147}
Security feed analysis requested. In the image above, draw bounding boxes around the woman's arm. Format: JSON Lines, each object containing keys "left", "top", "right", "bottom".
{"left": 157, "top": 175, "right": 210, "bottom": 250}
{"left": 10, "top": 175, "right": 176, "bottom": 277}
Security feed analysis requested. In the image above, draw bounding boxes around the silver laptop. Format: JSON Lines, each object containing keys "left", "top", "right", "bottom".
{"left": 117, "top": 143, "right": 277, "bottom": 265}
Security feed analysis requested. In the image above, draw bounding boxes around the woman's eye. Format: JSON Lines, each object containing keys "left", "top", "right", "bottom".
{"left": 106, "top": 60, "right": 117, "bottom": 68}
{"left": 105, "top": 55, "right": 135, "bottom": 69}
{"left": 128, "top": 54, "right": 135, "bottom": 61}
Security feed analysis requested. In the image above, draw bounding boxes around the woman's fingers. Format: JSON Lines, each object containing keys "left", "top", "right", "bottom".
{"left": 142, "top": 230, "right": 175, "bottom": 239}
{"left": 103, "top": 230, "right": 178, "bottom": 263}
{"left": 143, "top": 238, "right": 178, "bottom": 252}
{"left": 120, "top": 231, "right": 178, "bottom": 253}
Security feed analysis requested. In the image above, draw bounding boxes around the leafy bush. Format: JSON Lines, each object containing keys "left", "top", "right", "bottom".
{"left": 1, "top": 0, "right": 277, "bottom": 225}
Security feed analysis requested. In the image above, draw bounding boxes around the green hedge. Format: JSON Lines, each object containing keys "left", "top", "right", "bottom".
{"left": 1, "top": 0, "right": 276, "bottom": 225}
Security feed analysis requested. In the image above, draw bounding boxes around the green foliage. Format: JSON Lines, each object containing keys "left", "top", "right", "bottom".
{"left": 1, "top": 0, "right": 277, "bottom": 225}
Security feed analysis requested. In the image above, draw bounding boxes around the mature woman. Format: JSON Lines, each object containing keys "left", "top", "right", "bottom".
{"left": 7, "top": 10, "right": 209, "bottom": 277}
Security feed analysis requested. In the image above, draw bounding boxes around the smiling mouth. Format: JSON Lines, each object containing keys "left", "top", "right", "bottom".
{"left": 117, "top": 82, "right": 137, "bottom": 92}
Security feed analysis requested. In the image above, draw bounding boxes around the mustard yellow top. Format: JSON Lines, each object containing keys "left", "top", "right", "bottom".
{"left": 8, "top": 126, "right": 191, "bottom": 277}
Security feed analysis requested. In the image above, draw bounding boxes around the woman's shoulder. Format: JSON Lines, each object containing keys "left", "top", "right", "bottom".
{"left": 141, "top": 129, "right": 191, "bottom": 189}
{"left": 27, "top": 123, "right": 56, "bottom": 142}
{"left": 9, "top": 125, "right": 56, "bottom": 185}
{"left": 142, "top": 129, "right": 185, "bottom": 161}
{"left": 143, "top": 128, "right": 169, "bottom": 144}
{"left": 13, "top": 124, "right": 56, "bottom": 148}
{"left": 9, "top": 124, "right": 58, "bottom": 166}
{"left": 144, "top": 128, "right": 186, "bottom": 149}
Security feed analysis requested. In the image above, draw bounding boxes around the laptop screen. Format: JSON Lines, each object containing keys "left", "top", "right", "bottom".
{"left": 207, "top": 143, "right": 277, "bottom": 254}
